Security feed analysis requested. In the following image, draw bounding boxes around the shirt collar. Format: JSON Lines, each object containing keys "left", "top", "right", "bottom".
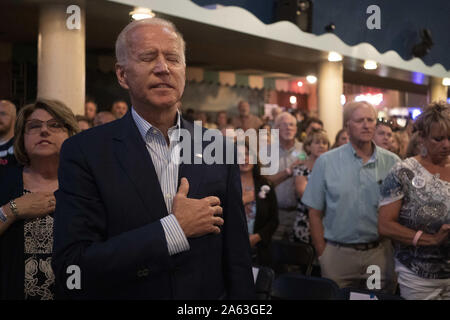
{"left": 281, "top": 139, "right": 302, "bottom": 153}
{"left": 347, "top": 141, "right": 378, "bottom": 163}
{"left": 132, "top": 107, "right": 181, "bottom": 142}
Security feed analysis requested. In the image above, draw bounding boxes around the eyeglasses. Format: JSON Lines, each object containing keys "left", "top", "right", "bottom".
{"left": 24, "top": 119, "right": 66, "bottom": 135}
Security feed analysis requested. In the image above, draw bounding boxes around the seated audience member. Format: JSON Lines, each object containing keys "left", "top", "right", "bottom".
{"left": 84, "top": 99, "right": 97, "bottom": 122}
{"left": 265, "top": 112, "right": 303, "bottom": 241}
{"left": 93, "top": 111, "right": 116, "bottom": 127}
{"left": 232, "top": 100, "right": 263, "bottom": 131}
{"left": 378, "top": 102, "right": 450, "bottom": 300}
{"left": 290, "top": 129, "right": 330, "bottom": 244}
{"left": 0, "top": 100, "right": 17, "bottom": 173}
{"left": 75, "top": 115, "right": 92, "bottom": 132}
{"left": 216, "top": 111, "right": 229, "bottom": 131}
{"left": 331, "top": 128, "right": 349, "bottom": 149}
{"left": 373, "top": 118, "right": 394, "bottom": 150}
{"left": 111, "top": 100, "right": 129, "bottom": 119}
{"left": 302, "top": 101, "right": 400, "bottom": 292}
{"left": 0, "top": 99, "right": 79, "bottom": 300}
{"left": 239, "top": 143, "right": 278, "bottom": 266}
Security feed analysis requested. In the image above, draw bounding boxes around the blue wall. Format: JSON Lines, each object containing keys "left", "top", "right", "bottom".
{"left": 191, "top": 0, "right": 450, "bottom": 70}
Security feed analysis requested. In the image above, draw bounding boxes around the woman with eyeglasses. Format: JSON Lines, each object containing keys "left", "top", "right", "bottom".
{"left": 0, "top": 99, "right": 79, "bottom": 300}
{"left": 378, "top": 102, "right": 450, "bottom": 299}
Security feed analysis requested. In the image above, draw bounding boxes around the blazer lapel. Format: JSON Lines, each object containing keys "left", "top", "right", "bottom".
{"left": 178, "top": 119, "right": 203, "bottom": 198}
{"left": 112, "top": 112, "right": 167, "bottom": 220}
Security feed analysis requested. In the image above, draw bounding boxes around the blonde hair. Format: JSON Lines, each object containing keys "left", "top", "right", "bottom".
{"left": 115, "top": 17, "right": 186, "bottom": 66}
{"left": 303, "top": 129, "right": 330, "bottom": 155}
{"left": 14, "top": 99, "right": 79, "bottom": 166}
{"left": 414, "top": 101, "right": 450, "bottom": 139}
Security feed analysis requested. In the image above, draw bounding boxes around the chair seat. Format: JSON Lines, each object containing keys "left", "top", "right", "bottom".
{"left": 270, "top": 240, "right": 315, "bottom": 276}
{"left": 271, "top": 273, "right": 340, "bottom": 300}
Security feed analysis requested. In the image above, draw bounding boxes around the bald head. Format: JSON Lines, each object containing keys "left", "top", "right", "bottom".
{"left": 0, "top": 100, "right": 17, "bottom": 140}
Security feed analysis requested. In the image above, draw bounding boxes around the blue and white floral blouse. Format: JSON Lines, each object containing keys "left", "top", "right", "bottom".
{"left": 379, "top": 157, "right": 450, "bottom": 279}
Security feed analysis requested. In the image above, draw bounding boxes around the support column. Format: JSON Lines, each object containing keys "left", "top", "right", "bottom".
{"left": 37, "top": 1, "right": 85, "bottom": 115}
{"left": 317, "top": 60, "right": 343, "bottom": 143}
{"left": 429, "top": 77, "right": 448, "bottom": 103}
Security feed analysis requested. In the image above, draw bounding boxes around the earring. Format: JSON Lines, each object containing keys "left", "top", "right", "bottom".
{"left": 420, "top": 145, "right": 428, "bottom": 157}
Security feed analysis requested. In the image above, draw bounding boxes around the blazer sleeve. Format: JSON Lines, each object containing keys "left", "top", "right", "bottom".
{"left": 52, "top": 137, "right": 171, "bottom": 298}
{"left": 222, "top": 162, "right": 256, "bottom": 299}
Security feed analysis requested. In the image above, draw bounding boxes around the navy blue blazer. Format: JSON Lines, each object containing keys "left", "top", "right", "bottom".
{"left": 52, "top": 111, "right": 255, "bottom": 299}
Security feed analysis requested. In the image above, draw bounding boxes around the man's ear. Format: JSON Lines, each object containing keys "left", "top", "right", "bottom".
{"left": 115, "top": 63, "right": 129, "bottom": 90}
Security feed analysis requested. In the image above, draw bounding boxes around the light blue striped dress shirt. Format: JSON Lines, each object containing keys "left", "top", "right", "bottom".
{"left": 132, "top": 108, "right": 190, "bottom": 255}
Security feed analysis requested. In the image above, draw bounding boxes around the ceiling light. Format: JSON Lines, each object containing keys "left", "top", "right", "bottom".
{"left": 328, "top": 51, "right": 342, "bottom": 62}
{"left": 130, "top": 7, "right": 155, "bottom": 20}
{"left": 289, "top": 96, "right": 297, "bottom": 104}
{"left": 364, "top": 60, "right": 377, "bottom": 70}
{"left": 306, "top": 75, "right": 317, "bottom": 84}
{"left": 297, "top": 81, "right": 303, "bottom": 87}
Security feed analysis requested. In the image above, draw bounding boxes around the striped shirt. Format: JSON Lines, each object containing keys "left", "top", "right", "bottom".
{"left": 132, "top": 108, "right": 189, "bottom": 255}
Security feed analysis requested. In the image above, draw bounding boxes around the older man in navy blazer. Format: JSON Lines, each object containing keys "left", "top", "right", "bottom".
{"left": 52, "top": 18, "right": 255, "bottom": 299}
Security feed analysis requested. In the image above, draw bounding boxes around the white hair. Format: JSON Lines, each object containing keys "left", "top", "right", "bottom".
{"left": 115, "top": 17, "right": 186, "bottom": 66}
{"left": 274, "top": 112, "right": 296, "bottom": 128}
{"left": 343, "top": 101, "right": 376, "bottom": 126}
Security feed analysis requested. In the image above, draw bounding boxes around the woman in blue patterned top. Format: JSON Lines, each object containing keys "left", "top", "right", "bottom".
{"left": 378, "top": 102, "right": 450, "bottom": 300}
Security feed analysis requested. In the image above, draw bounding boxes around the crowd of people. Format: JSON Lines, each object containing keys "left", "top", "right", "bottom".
{"left": 0, "top": 16, "right": 448, "bottom": 300}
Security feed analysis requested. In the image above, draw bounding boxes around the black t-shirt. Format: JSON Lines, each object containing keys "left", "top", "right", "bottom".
{"left": 0, "top": 138, "right": 17, "bottom": 175}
